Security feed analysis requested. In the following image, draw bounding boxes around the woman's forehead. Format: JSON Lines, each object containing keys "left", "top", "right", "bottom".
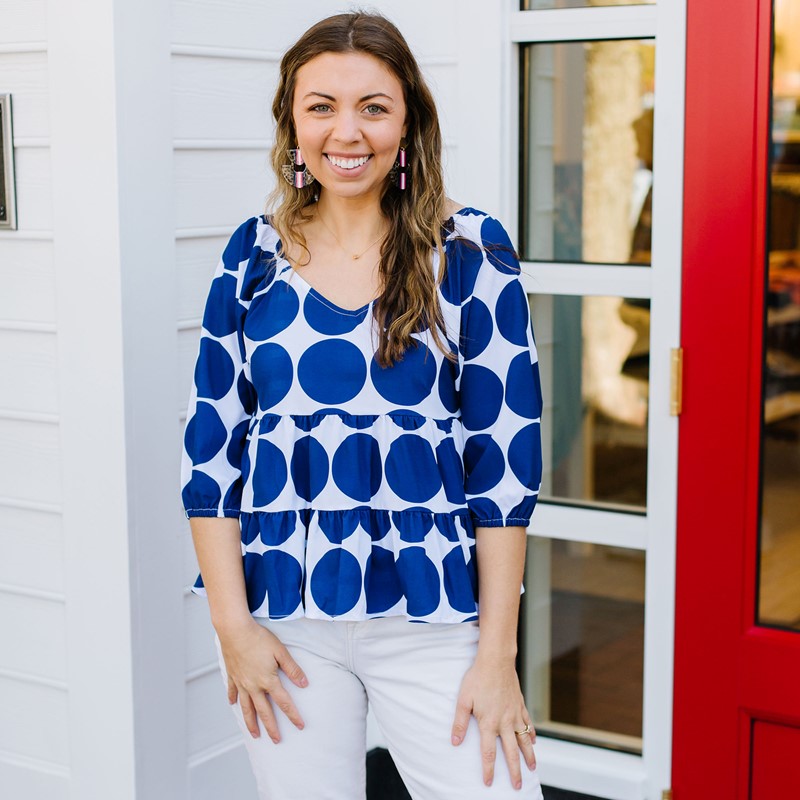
{"left": 293, "top": 51, "right": 404, "bottom": 100}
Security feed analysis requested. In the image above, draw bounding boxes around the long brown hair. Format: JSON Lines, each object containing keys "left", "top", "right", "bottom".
{"left": 267, "top": 12, "right": 454, "bottom": 367}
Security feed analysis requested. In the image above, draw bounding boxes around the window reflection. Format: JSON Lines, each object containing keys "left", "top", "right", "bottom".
{"left": 758, "top": 0, "right": 800, "bottom": 631}
{"left": 532, "top": 294, "right": 649, "bottom": 510}
{"left": 520, "top": 40, "right": 655, "bottom": 264}
{"left": 519, "top": 538, "right": 645, "bottom": 751}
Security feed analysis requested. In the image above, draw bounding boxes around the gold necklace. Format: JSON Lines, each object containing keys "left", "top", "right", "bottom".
{"left": 317, "top": 211, "right": 386, "bottom": 260}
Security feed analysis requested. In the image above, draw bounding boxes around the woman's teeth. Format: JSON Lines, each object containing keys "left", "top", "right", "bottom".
{"left": 326, "top": 154, "right": 371, "bottom": 169}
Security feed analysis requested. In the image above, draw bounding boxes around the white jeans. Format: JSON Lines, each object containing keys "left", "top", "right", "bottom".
{"left": 213, "top": 616, "right": 545, "bottom": 800}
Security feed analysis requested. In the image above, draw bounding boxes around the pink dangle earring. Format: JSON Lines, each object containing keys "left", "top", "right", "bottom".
{"left": 390, "top": 141, "right": 408, "bottom": 190}
{"left": 281, "top": 148, "right": 315, "bottom": 189}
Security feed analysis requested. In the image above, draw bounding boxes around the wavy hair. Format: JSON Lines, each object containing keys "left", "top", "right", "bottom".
{"left": 266, "top": 11, "right": 454, "bottom": 367}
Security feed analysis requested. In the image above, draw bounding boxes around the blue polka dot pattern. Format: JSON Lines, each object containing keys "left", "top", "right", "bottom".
{"left": 397, "top": 547, "right": 441, "bottom": 617}
{"left": 318, "top": 509, "right": 359, "bottom": 543}
{"left": 332, "top": 433, "right": 382, "bottom": 501}
{"left": 370, "top": 342, "right": 437, "bottom": 406}
{"left": 304, "top": 292, "right": 368, "bottom": 335}
{"left": 245, "top": 281, "right": 299, "bottom": 341}
{"left": 508, "top": 424, "right": 541, "bottom": 489}
{"left": 365, "top": 547, "right": 404, "bottom": 613}
{"left": 460, "top": 298, "right": 493, "bottom": 359}
{"left": 505, "top": 353, "right": 539, "bottom": 419}
{"left": 496, "top": 281, "right": 530, "bottom": 346}
{"left": 463, "top": 434, "right": 506, "bottom": 494}
{"left": 310, "top": 549, "right": 362, "bottom": 616}
{"left": 481, "top": 216, "right": 519, "bottom": 275}
{"left": 251, "top": 343, "right": 293, "bottom": 410}
{"left": 184, "top": 402, "right": 228, "bottom": 465}
{"left": 194, "top": 339, "right": 235, "bottom": 401}
{"left": 181, "top": 211, "right": 542, "bottom": 622}
{"left": 298, "top": 340, "right": 367, "bottom": 404}
{"left": 203, "top": 274, "right": 240, "bottom": 338}
{"left": 443, "top": 546, "right": 478, "bottom": 613}
{"left": 290, "top": 436, "right": 328, "bottom": 501}
{"left": 460, "top": 364, "right": 503, "bottom": 430}
{"left": 391, "top": 510, "right": 434, "bottom": 542}
{"left": 252, "top": 439, "right": 287, "bottom": 506}
{"left": 437, "top": 355, "right": 459, "bottom": 414}
{"left": 385, "top": 435, "right": 442, "bottom": 503}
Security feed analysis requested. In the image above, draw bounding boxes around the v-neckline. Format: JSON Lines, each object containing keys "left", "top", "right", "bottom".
{"left": 262, "top": 206, "right": 477, "bottom": 315}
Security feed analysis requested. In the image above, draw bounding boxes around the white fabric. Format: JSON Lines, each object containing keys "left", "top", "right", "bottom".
{"left": 213, "top": 616, "right": 545, "bottom": 800}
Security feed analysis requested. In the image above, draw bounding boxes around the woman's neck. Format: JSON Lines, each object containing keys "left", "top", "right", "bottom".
{"left": 313, "top": 190, "right": 387, "bottom": 246}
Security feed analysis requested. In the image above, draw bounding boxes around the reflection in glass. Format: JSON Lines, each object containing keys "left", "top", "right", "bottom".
{"left": 758, "top": 0, "right": 800, "bottom": 631}
{"left": 519, "top": 538, "right": 645, "bottom": 751}
{"left": 532, "top": 294, "right": 649, "bottom": 510}
{"left": 520, "top": 40, "right": 655, "bottom": 264}
{"left": 522, "top": 0, "right": 653, "bottom": 7}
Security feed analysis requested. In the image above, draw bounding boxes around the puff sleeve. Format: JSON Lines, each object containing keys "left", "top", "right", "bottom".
{"left": 180, "top": 218, "right": 258, "bottom": 518}
{"left": 457, "top": 215, "right": 543, "bottom": 527}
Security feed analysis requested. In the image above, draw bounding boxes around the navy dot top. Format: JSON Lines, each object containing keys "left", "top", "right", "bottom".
{"left": 181, "top": 207, "right": 543, "bottom": 623}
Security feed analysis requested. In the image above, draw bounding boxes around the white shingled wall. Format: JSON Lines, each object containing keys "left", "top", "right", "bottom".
{"left": 0, "top": 0, "right": 508, "bottom": 797}
{"left": 0, "top": 1, "right": 69, "bottom": 796}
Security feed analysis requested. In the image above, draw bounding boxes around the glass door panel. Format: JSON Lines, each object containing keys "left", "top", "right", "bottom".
{"left": 520, "top": 40, "right": 656, "bottom": 264}
{"left": 757, "top": 0, "right": 800, "bottom": 631}
{"left": 520, "top": 538, "right": 645, "bottom": 753}
{"left": 531, "top": 294, "right": 649, "bottom": 510}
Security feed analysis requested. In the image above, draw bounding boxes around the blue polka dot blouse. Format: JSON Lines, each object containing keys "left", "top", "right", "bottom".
{"left": 181, "top": 207, "right": 543, "bottom": 623}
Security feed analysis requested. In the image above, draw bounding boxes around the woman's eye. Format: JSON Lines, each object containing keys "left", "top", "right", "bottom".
{"left": 365, "top": 104, "right": 386, "bottom": 115}
{"left": 311, "top": 104, "right": 332, "bottom": 113}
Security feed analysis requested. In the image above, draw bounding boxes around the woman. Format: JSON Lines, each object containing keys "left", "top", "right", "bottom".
{"left": 181, "top": 11, "right": 544, "bottom": 799}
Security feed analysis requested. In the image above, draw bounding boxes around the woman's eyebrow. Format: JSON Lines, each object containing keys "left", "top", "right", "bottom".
{"left": 302, "top": 91, "right": 395, "bottom": 102}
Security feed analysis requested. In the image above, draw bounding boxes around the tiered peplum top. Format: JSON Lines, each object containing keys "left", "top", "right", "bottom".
{"left": 181, "top": 207, "right": 543, "bottom": 623}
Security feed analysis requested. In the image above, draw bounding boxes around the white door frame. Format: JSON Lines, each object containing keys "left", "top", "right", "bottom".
{"left": 504, "top": 3, "right": 686, "bottom": 798}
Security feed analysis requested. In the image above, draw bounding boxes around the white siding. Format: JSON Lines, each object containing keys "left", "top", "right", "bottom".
{"left": 0, "top": 7, "right": 64, "bottom": 795}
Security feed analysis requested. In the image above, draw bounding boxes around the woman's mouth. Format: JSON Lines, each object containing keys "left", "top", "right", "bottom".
{"left": 325, "top": 154, "right": 373, "bottom": 170}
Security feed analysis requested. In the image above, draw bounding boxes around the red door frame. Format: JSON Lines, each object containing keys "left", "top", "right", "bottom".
{"left": 675, "top": 0, "right": 800, "bottom": 797}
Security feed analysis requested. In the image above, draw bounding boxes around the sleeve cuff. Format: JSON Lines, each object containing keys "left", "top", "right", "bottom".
{"left": 184, "top": 508, "right": 241, "bottom": 519}
{"left": 471, "top": 516, "right": 531, "bottom": 528}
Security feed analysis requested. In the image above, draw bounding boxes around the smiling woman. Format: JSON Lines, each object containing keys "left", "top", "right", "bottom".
{"left": 180, "top": 11, "right": 545, "bottom": 800}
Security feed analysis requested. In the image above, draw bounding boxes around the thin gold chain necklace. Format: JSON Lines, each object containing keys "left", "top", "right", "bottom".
{"left": 316, "top": 210, "right": 386, "bottom": 260}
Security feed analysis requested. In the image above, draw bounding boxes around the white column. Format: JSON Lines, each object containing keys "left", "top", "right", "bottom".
{"left": 47, "top": 0, "right": 183, "bottom": 797}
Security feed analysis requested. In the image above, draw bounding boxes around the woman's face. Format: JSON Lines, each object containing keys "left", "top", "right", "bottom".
{"left": 291, "top": 51, "right": 408, "bottom": 203}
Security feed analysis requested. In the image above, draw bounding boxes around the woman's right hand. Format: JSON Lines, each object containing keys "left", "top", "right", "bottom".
{"left": 216, "top": 618, "right": 309, "bottom": 743}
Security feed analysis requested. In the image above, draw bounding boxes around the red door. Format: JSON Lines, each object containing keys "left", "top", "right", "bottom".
{"left": 676, "top": 0, "right": 800, "bottom": 797}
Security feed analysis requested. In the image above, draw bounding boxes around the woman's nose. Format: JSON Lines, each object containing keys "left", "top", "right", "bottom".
{"left": 331, "top": 110, "right": 362, "bottom": 143}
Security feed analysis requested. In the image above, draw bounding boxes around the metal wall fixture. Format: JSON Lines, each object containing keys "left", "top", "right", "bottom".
{"left": 0, "top": 94, "right": 17, "bottom": 230}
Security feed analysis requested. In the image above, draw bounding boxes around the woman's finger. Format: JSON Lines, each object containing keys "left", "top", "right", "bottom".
{"left": 500, "top": 729, "right": 523, "bottom": 790}
{"left": 238, "top": 691, "right": 261, "bottom": 739}
{"left": 516, "top": 724, "right": 537, "bottom": 771}
{"left": 451, "top": 696, "right": 471, "bottom": 746}
{"left": 251, "top": 692, "right": 281, "bottom": 743}
{"left": 269, "top": 683, "right": 306, "bottom": 730}
{"left": 479, "top": 723, "right": 497, "bottom": 787}
{"left": 522, "top": 709, "right": 537, "bottom": 744}
{"left": 275, "top": 647, "right": 309, "bottom": 689}
{"left": 227, "top": 676, "right": 238, "bottom": 705}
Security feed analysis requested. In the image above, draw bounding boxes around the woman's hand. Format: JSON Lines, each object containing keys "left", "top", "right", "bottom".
{"left": 216, "top": 618, "right": 309, "bottom": 743}
{"left": 450, "top": 655, "right": 536, "bottom": 790}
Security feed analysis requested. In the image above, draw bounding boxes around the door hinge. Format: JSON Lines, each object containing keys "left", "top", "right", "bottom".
{"left": 670, "top": 347, "right": 683, "bottom": 416}
{"left": 662, "top": 790, "right": 673, "bottom": 800}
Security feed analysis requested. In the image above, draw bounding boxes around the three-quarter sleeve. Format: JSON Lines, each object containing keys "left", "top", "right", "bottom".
{"left": 181, "top": 218, "right": 258, "bottom": 518}
{"left": 457, "top": 216, "right": 543, "bottom": 527}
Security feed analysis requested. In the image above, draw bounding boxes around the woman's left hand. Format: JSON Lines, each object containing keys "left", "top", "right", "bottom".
{"left": 451, "top": 655, "right": 537, "bottom": 790}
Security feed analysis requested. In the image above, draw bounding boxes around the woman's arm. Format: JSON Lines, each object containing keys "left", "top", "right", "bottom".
{"left": 450, "top": 525, "right": 536, "bottom": 791}
{"left": 190, "top": 517, "right": 309, "bottom": 743}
